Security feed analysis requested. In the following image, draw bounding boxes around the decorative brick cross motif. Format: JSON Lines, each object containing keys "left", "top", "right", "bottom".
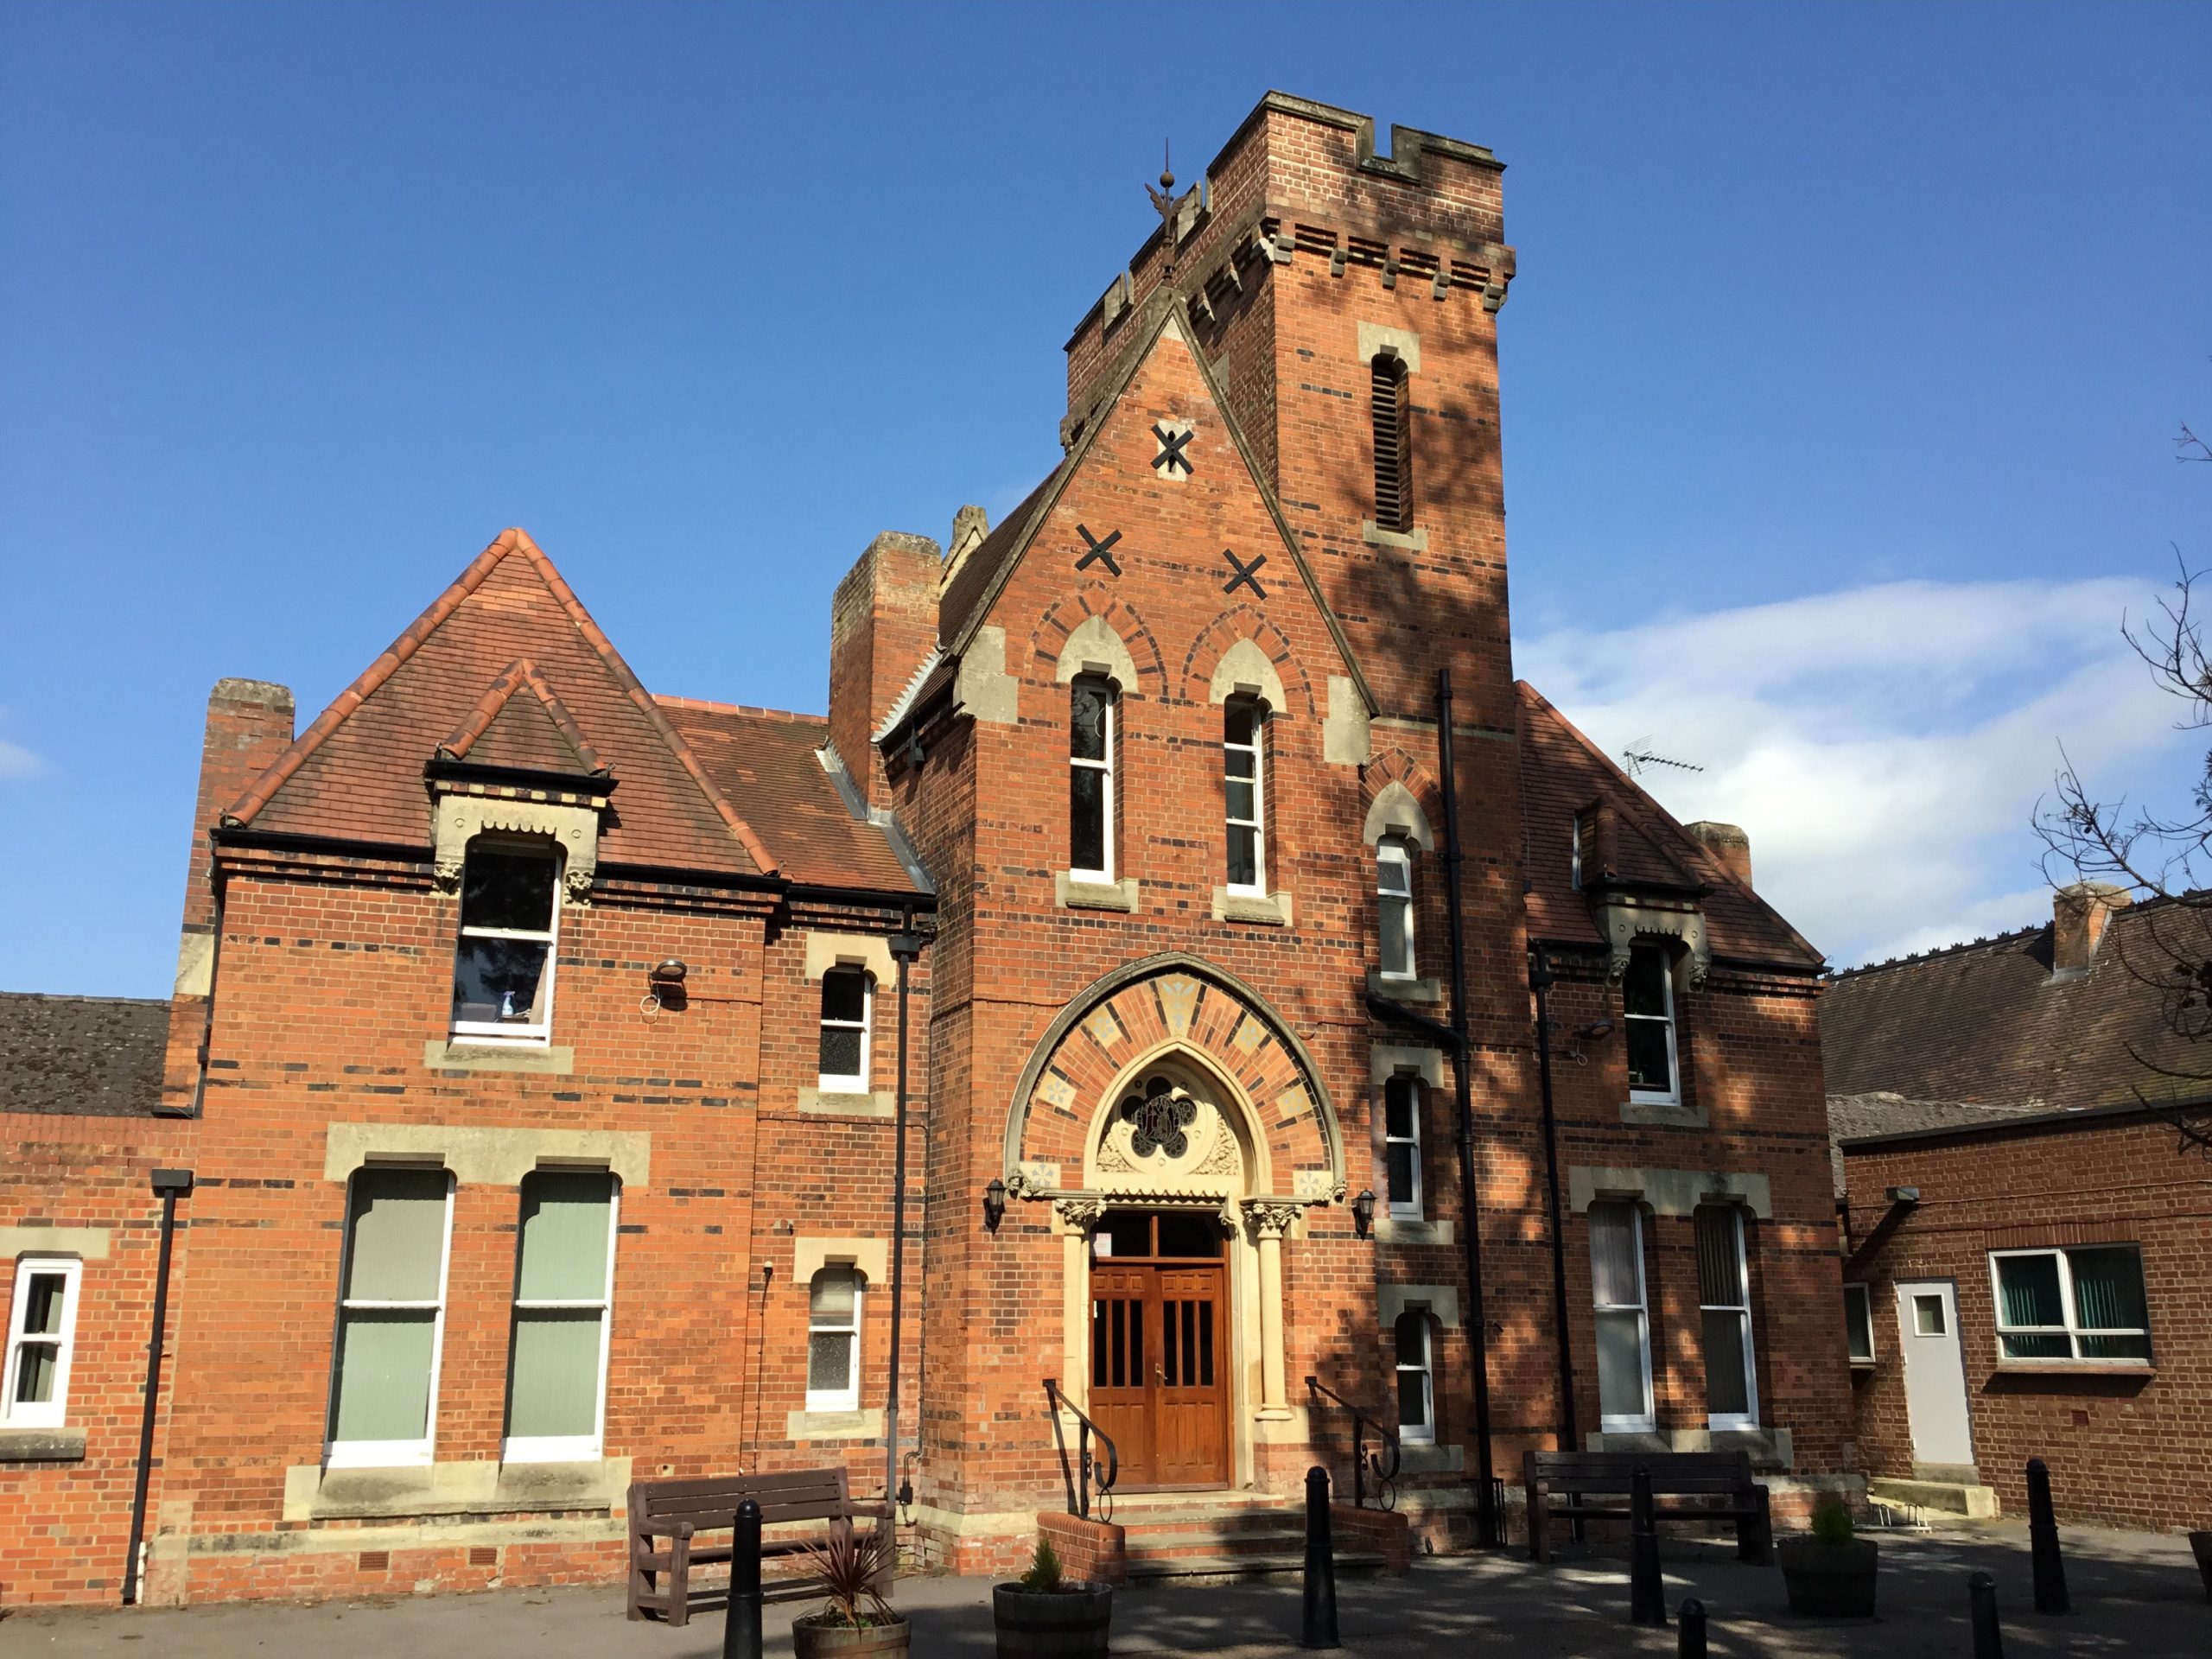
{"left": 1152, "top": 423, "right": 1193, "bottom": 477}
{"left": 1221, "top": 548, "right": 1268, "bottom": 599}
{"left": 1074, "top": 524, "right": 1123, "bottom": 576}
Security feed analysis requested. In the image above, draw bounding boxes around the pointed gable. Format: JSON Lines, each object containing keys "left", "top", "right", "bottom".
{"left": 226, "top": 530, "right": 775, "bottom": 875}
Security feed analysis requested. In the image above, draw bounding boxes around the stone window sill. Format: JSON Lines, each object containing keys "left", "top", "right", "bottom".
{"left": 283, "top": 1455, "right": 631, "bottom": 1521}
{"left": 1620, "top": 1098, "right": 1707, "bottom": 1129}
{"left": 797, "top": 1088, "right": 896, "bottom": 1120}
{"left": 1374, "top": 1217, "right": 1454, "bottom": 1248}
{"left": 1398, "top": 1442, "right": 1464, "bottom": 1476}
{"left": 0, "top": 1427, "right": 86, "bottom": 1462}
{"left": 424, "top": 1039, "right": 575, "bottom": 1076}
{"left": 1212, "top": 887, "right": 1294, "bottom": 926}
{"left": 785, "top": 1408, "right": 885, "bottom": 1441}
{"left": 1056, "top": 874, "right": 1140, "bottom": 913}
{"left": 1362, "top": 520, "right": 1428, "bottom": 552}
{"left": 1366, "top": 969, "right": 1441, "bottom": 1004}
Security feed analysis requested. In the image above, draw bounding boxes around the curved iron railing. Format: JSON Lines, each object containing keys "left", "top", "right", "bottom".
{"left": 1306, "top": 1375, "right": 1402, "bottom": 1511}
{"left": 1043, "top": 1378, "right": 1120, "bottom": 1522}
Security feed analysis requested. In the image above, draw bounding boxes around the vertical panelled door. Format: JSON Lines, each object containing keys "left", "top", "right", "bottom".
{"left": 1087, "top": 1211, "right": 1230, "bottom": 1490}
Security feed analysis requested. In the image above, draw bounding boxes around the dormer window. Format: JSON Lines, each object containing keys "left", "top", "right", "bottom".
{"left": 1370, "top": 353, "right": 1414, "bottom": 532}
{"left": 1623, "top": 943, "right": 1680, "bottom": 1105}
{"left": 450, "top": 838, "right": 561, "bottom": 1045}
{"left": 1070, "top": 675, "right": 1116, "bottom": 882}
{"left": 1376, "top": 836, "right": 1415, "bottom": 980}
{"left": 1224, "top": 697, "right": 1267, "bottom": 895}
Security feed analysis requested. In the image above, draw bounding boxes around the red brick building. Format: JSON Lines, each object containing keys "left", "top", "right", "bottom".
{"left": 3, "top": 92, "right": 1854, "bottom": 1609}
{"left": 1827, "top": 886, "right": 2212, "bottom": 1534}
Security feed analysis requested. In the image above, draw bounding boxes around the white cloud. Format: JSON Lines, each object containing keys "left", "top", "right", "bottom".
{"left": 1515, "top": 578, "right": 2189, "bottom": 969}
{"left": 0, "top": 712, "right": 38, "bottom": 779}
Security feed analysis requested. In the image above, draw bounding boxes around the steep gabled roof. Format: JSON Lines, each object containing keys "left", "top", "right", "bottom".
{"left": 1516, "top": 682, "right": 1823, "bottom": 972}
{"left": 225, "top": 529, "right": 776, "bottom": 875}
{"left": 1821, "top": 893, "right": 2212, "bottom": 1112}
{"left": 657, "top": 698, "right": 925, "bottom": 894}
{"left": 0, "top": 991, "right": 169, "bottom": 1118}
{"left": 931, "top": 296, "right": 1378, "bottom": 716}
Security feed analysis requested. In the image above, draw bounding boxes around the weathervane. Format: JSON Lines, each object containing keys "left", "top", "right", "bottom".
{"left": 1145, "top": 140, "right": 1180, "bottom": 274}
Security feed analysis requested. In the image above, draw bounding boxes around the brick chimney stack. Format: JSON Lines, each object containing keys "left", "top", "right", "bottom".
{"left": 828, "top": 531, "right": 943, "bottom": 810}
{"left": 2052, "top": 881, "right": 2130, "bottom": 977}
{"left": 1687, "top": 821, "right": 1752, "bottom": 889}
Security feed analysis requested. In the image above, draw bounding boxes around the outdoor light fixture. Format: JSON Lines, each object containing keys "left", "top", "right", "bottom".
{"left": 1574, "top": 1020, "right": 1615, "bottom": 1042}
{"left": 648, "top": 959, "right": 688, "bottom": 987}
{"left": 1351, "top": 1188, "right": 1376, "bottom": 1239}
{"left": 982, "top": 1179, "right": 1007, "bottom": 1233}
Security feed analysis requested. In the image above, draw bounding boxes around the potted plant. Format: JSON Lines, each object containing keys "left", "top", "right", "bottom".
{"left": 793, "top": 1518, "right": 908, "bottom": 1657}
{"left": 992, "top": 1533, "right": 1114, "bottom": 1657}
{"left": 1777, "top": 1494, "right": 1878, "bottom": 1618}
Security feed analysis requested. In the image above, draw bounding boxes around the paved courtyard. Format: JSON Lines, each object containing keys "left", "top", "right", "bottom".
{"left": 4, "top": 1522, "right": 2206, "bottom": 1656}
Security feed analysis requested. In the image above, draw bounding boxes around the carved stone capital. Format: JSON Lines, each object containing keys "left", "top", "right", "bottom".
{"left": 1243, "top": 1199, "right": 1303, "bottom": 1240}
{"left": 432, "top": 794, "right": 601, "bottom": 903}
{"left": 1589, "top": 894, "right": 1711, "bottom": 988}
{"left": 1053, "top": 1198, "right": 1109, "bottom": 1235}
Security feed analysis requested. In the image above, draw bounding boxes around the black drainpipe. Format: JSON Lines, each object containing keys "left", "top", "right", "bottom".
{"left": 122, "top": 1166, "right": 194, "bottom": 1605}
{"left": 1529, "top": 945, "right": 1579, "bottom": 1453}
{"left": 1431, "top": 667, "right": 1497, "bottom": 1549}
{"left": 883, "top": 912, "right": 928, "bottom": 1521}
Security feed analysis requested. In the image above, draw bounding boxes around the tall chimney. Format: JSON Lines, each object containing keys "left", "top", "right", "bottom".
{"left": 828, "top": 531, "right": 942, "bottom": 810}
{"left": 2052, "top": 881, "right": 2129, "bottom": 977}
{"left": 1687, "top": 821, "right": 1752, "bottom": 889}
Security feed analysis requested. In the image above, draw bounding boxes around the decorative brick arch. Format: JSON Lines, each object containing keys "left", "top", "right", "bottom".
{"left": 1180, "top": 608, "right": 1316, "bottom": 719}
{"left": 1001, "top": 953, "right": 1346, "bottom": 1207}
{"left": 1361, "top": 745, "right": 1445, "bottom": 834}
{"left": 1026, "top": 588, "right": 1169, "bottom": 698}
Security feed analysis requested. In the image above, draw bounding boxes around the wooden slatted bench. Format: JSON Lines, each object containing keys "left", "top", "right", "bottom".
{"left": 626, "top": 1466, "right": 892, "bottom": 1626}
{"left": 1522, "top": 1449, "right": 1772, "bottom": 1564}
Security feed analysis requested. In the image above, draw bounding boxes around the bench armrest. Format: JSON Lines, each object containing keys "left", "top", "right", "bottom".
{"left": 636, "top": 1518, "right": 697, "bottom": 1540}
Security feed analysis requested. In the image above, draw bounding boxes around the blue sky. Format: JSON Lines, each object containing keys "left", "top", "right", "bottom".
{"left": 3, "top": 2, "right": 2207, "bottom": 995}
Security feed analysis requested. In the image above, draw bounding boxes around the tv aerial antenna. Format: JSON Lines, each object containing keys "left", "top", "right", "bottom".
{"left": 1620, "top": 737, "right": 1703, "bottom": 779}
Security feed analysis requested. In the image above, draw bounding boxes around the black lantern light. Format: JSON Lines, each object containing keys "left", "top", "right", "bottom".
{"left": 1351, "top": 1188, "right": 1376, "bottom": 1240}
{"left": 982, "top": 1178, "right": 1007, "bottom": 1233}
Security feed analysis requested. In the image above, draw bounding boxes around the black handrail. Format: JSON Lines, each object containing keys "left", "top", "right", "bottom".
{"left": 1305, "top": 1376, "right": 1402, "bottom": 1511}
{"left": 1043, "top": 1378, "right": 1119, "bottom": 1522}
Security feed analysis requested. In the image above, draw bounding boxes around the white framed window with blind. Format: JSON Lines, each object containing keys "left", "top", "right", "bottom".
{"left": 807, "top": 1265, "right": 864, "bottom": 1412}
{"left": 3, "top": 1257, "right": 83, "bottom": 1429}
{"left": 1623, "top": 943, "right": 1680, "bottom": 1105}
{"left": 1376, "top": 837, "right": 1415, "bottom": 980}
{"left": 449, "top": 837, "right": 562, "bottom": 1046}
{"left": 503, "top": 1168, "right": 620, "bottom": 1463}
{"left": 326, "top": 1166, "right": 454, "bottom": 1468}
{"left": 817, "top": 967, "right": 874, "bottom": 1094}
{"left": 1224, "top": 697, "right": 1267, "bottom": 895}
{"left": 1695, "top": 1205, "right": 1759, "bottom": 1429}
{"left": 1589, "top": 1202, "right": 1654, "bottom": 1432}
{"left": 1990, "top": 1245, "right": 2152, "bottom": 1363}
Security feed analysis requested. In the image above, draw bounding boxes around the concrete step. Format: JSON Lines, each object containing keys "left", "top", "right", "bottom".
{"left": 1868, "top": 1476, "right": 2001, "bottom": 1519}
{"left": 1117, "top": 1511, "right": 1303, "bottom": 1537}
{"left": 1123, "top": 1550, "right": 1389, "bottom": 1587}
{"left": 1124, "top": 1528, "right": 1312, "bottom": 1558}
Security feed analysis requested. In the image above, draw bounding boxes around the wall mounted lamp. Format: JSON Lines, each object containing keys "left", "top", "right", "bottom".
{"left": 982, "top": 1178, "right": 1007, "bottom": 1233}
{"left": 1351, "top": 1188, "right": 1376, "bottom": 1240}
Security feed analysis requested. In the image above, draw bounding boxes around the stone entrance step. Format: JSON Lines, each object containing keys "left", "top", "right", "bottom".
{"left": 1869, "top": 1476, "right": 2002, "bottom": 1518}
{"left": 1123, "top": 1550, "right": 1390, "bottom": 1587}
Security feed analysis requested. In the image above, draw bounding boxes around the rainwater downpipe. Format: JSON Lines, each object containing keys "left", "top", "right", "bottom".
{"left": 883, "top": 912, "right": 928, "bottom": 1521}
{"left": 121, "top": 1166, "right": 194, "bottom": 1605}
{"left": 1529, "top": 944, "right": 1580, "bottom": 1455}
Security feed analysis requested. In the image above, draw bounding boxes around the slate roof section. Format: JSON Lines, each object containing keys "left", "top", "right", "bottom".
{"left": 1823, "top": 1090, "right": 2041, "bottom": 1194}
{"left": 225, "top": 529, "right": 777, "bottom": 876}
{"left": 1516, "top": 683, "right": 1824, "bottom": 972}
{"left": 1820, "top": 894, "right": 2212, "bottom": 1112}
{"left": 938, "top": 470, "right": 1061, "bottom": 647}
{"left": 657, "top": 699, "right": 924, "bottom": 894}
{"left": 0, "top": 992, "right": 169, "bottom": 1117}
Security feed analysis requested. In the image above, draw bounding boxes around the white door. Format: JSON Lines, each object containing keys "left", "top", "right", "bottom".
{"left": 1895, "top": 1281, "right": 1974, "bottom": 1468}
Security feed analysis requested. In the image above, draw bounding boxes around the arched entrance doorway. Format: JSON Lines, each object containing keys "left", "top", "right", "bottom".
{"left": 1088, "top": 1205, "right": 1231, "bottom": 1490}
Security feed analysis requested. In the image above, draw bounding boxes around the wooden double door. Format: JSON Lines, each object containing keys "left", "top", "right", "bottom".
{"left": 1088, "top": 1216, "right": 1230, "bottom": 1491}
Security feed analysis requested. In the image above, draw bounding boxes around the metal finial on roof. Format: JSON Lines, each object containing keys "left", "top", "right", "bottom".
{"left": 1146, "top": 139, "right": 1181, "bottom": 272}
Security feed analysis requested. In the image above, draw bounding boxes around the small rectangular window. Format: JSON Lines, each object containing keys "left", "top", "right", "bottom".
{"left": 1394, "top": 1311, "right": 1434, "bottom": 1445}
{"left": 3, "top": 1258, "right": 83, "bottom": 1429}
{"left": 1070, "top": 678, "right": 1116, "bottom": 881}
{"left": 1695, "top": 1205, "right": 1758, "bottom": 1429}
{"left": 817, "top": 967, "right": 874, "bottom": 1093}
{"left": 807, "top": 1266, "right": 864, "bottom": 1412}
{"left": 1383, "top": 1074, "right": 1422, "bottom": 1219}
{"left": 1224, "top": 699, "right": 1266, "bottom": 894}
{"left": 327, "top": 1167, "right": 454, "bottom": 1466}
{"left": 1589, "top": 1202, "right": 1653, "bottom": 1432}
{"left": 1844, "top": 1283, "right": 1875, "bottom": 1363}
{"left": 450, "top": 840, "right": 561, "bottom": 1044}
{"left": 503, "top": 1169, "right": 618, "bottom": 1462}
{"left": 1376, "top": 839, "right": 1415, "bottom": 979}
{"left": 1992, "top": 1245, "right": 2151, "bottom": 1363}
{"left": 1623, "top": 944, "right": 1680, "bottom": 1104}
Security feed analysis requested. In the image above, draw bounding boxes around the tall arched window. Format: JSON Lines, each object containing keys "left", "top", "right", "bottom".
{"left": 1394, "top": 1310, "right": 1434, "bottom": 1444}
{"left": 807, "top": 1265, "right": 864, "bottom": 1412}
{"left": 1224, "top": 696, "right": 1266, "bottom": 894}
{"left": 1370, "top": 353, "right": 1414, "bottom": 532}
{"left": 1376, "top": 836, "right": 1415, "bottom": 980}
{"left": 1069, "top": 676, "right": 1116, "bottom": 881}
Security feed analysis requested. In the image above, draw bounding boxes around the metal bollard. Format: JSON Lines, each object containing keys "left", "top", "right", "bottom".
{"left": 721, "top": 1496, "right": 763, "bottom": 1659}
{"left": 2025, "top": 1458, "right": 2070, "bottom": 1615}
{"left": 1300, "top": 1465, "right": 1339, "bottom": 1649}
{"left": 1968, "top": 1570, "right": 2004, "bottom": 1659}
{"left": 1629, "top": 1462, "right": 1666, "bottom": 1626}
{"left": 1677, "top": 1596, "right": 1707, "bottom": 1658}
